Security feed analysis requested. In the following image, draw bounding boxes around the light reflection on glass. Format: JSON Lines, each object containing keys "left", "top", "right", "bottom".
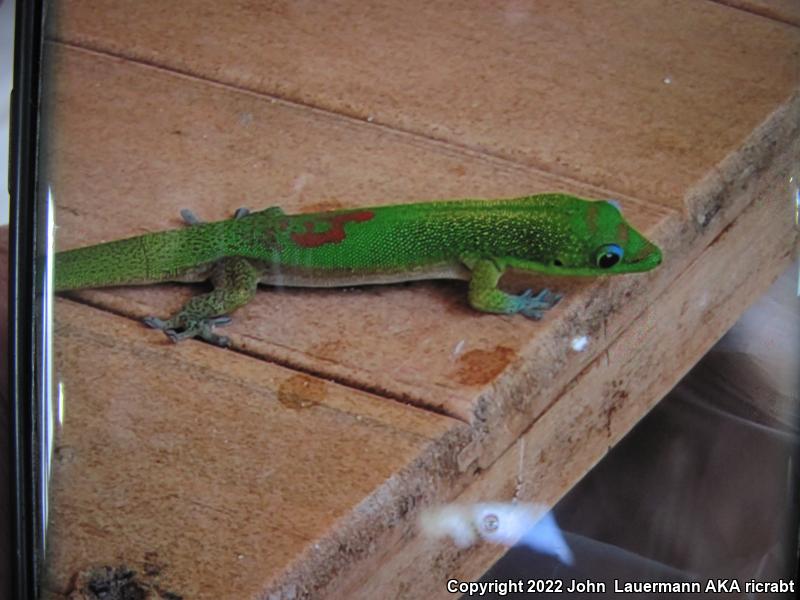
{"left": 40, "top": 186, "right": 57, "bottom": 552}
{"left": 571, "top": 335, "right": 589, "bottom": 352}
{"left": 420, "top": 502, "right": 574, "bottom": 565}
{"left": 58, "top": 381, "right": 65, "bottom": 427}
{"left": 794, "top": 184, "right": 798, "bottom": 228}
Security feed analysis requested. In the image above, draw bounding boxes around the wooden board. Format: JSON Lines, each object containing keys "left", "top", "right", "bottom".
{"left": 45, "top": 43, "right": 799, "bottom": 471}
{"left": 331, "top": 121, "right": 800, "bottom": 600}
{"left": 26, "top": 0, "right": 800, "bottom": 597}
{"left": 50, "top": 0, "right": 799, "bottom": 211}
{"left": 44, "top": 300, "right": 467, "bottom": 599}
{"left": 45, "top": 46, "right": 673, "bottom": 433}
{"left": 714, "top": 0, "right": 800, "bottom": 26}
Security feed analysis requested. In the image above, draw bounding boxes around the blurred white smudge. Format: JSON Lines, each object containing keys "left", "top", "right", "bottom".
{"left": 571, "top": 335, "right": 589, "bottom": 352}
{"left": 419, "top": 502, "right": 574, "bottom": 565}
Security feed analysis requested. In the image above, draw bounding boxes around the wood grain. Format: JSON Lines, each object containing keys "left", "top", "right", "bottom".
{"left": 45, "top": 46, "right": 673, "bottom": 433}
{"left": 28, "top": 0, "right": 800, "bottom": 597}
{"left": 49, "top": 0, "right": 800, "bottom": 211}
{"left": 714, "top": 0, "right": 800, "bottom": 26}
{"left": 45, "top": 300, "right": 468, "bottom": 599}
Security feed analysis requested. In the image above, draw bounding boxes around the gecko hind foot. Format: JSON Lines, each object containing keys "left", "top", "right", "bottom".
{"left": 516, "top": 288, "right": 563, "bottom": 320}
{"left": 143, "top": 315, "right": 233, "bottom": 347}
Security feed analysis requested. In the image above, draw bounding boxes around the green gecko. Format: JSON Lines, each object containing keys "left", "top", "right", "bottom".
{"left": 55, "top": 194, "right": 662, "bottom": 346}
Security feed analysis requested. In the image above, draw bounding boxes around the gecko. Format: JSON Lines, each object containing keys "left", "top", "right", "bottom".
{"left": 55, "top": 194, "right": 662, "bottom": 346}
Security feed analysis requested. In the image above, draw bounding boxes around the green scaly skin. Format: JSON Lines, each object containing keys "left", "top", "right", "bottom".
{"left": 55, "top": 194, "right": 663, "bottom": 345}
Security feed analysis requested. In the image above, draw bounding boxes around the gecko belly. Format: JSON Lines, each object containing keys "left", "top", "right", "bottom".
{"left": 256, "top": 262, "right": 471, "bottom": 288}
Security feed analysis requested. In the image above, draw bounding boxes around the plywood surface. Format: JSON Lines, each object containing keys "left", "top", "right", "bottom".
{"left": 47, "top": 48, "right": 674, "bottom": 432}
{"left": 45, "top": 300, "right": 467, "bottom": 599}
{"left": 50, "top": 0, "right": 798, "bottom": 211}
{"left": 714, "top": 0, "right": 800, "bottom": 26}
{"left": 333, "top": 126, "right": 800, "bottom": 599}
{"left": 36, "top": 0, "right": 800, "bottom": 598}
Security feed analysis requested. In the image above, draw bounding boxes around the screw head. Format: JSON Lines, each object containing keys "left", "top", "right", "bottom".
{"left": 482, "top": 513, "right": 499, "bottom": 532}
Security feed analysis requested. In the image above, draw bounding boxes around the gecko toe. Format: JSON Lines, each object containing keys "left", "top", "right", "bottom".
{"left": 516, "top": 288, "right": 563, "bottom": 319}
{"left": 180, "top": 208, "right": 203, "bottom": 226}
{"left": 197, "top": 321, "right": 231, "bottom": 346}
{"left": 143, "top": 316, "right": 170, "bottom": 330}
{"left": 208, "top": 316, "right": 233, "bottom": 327}
{"left": 202, "top": 331, "right": 231, "bottom": 347}
{"left": 520, "top": 308, "right": 545, "bottom": 320}
{"left": 164, "top": 328, "right": 196, "bottom": 343}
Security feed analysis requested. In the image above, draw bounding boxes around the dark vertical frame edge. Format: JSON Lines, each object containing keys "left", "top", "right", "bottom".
{"left": 8, "top": 0, "right": 46, "bottom": 598}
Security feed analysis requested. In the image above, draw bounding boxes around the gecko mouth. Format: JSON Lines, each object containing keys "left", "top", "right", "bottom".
{"left": 630, "top": 245, "right": 662, "bottom": 270}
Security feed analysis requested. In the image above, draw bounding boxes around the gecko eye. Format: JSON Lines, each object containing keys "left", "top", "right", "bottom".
{"left": 595, "top": 244, "right": 623, "bottom": 269}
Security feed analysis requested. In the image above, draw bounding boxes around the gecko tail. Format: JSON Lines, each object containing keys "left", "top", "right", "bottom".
{"left": 54, "top": 224, "right": 228, "bottom": 291}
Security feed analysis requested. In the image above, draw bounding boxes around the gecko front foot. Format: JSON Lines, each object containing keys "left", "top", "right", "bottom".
{"left": 180, "top": 207, "right": 252, "bottom": 226}
{"left": 143, "top": 315, "right": 233, "bottom": 347}
{"left": 515, "top": 288, "right": 562, "bottom": 320}
{"left": 179, "top": 208, "right": 204, "bottom": 226}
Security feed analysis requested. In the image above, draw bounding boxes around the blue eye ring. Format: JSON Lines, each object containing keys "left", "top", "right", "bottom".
{"left": 595, "top": 244, "right": 624, "bottom": 268}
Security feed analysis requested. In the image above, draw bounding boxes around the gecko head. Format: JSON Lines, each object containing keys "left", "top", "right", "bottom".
{"left": 545, "top": 199, "right": 662, "bottom": 275}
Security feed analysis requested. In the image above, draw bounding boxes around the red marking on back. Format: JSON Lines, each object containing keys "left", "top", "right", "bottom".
{"left": 291, "top": 211, "right": 375, "bottom": 248}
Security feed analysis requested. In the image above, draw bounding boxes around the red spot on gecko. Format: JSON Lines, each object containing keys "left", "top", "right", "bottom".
{"left": 291, "top": 211, "right": 375, "bottom": 248}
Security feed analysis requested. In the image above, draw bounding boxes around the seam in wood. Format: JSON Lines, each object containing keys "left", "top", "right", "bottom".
{"left": 708, "top": 0, "right": 800, "bottom": 28}
{"left": 58, "top": 293, "right": 467, "bottom": 423}
{"left": 46, "top": 38, "right": 673, "bottom": 216}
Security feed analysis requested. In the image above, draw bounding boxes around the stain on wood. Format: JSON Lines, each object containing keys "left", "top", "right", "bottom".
{"left": 277, "top": 373, "right": 328, "bottom": 410}
{"left": 454, "top": 346, "right": 517, "bottom": 386}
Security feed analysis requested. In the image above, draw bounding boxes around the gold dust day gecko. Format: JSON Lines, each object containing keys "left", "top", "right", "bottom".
{"left": 55, "top": 194, "right": 663, "bottom": 345}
